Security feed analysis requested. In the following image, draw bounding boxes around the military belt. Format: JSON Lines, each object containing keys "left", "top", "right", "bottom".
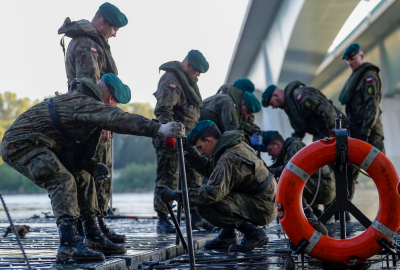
{"left": 46, "top": 98, "right": 80, "bottom": 174}
{"left": 246, "top": 172, "right": 274, "bottom": 195}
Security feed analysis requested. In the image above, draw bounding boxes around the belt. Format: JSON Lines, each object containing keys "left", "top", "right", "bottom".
{"left": 246, "top": 172, "right": 274, "bottom": 195}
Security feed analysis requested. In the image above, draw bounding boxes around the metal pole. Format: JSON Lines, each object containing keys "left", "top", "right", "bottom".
{"left": 110, "top": 134, "right": 114, "bottom": 210}
{"left": 165, "top": 203, "right": 188, "bottom": 252}
{"left": 176, "top": 180, "right": 182, "bottom": 245}
{"left": 176, "top": 137, "right": 196, "bottom": 270}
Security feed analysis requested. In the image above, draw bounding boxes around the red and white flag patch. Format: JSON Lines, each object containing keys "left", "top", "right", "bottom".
{"left": 366, "top": 78, "right": 373, "bottom": 83}
{"left": 297, "top": 94, "right": 303, "bottom": 100}
{"left": 90, "top": 47, "right": 97, "bottom": 53}
{"left": 169, "top": 84, "right": 176, "bottom": 89}
{"left": 233, "top": 103, "right": 237, "bottom": 108}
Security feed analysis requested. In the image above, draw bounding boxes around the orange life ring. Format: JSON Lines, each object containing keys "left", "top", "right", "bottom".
{"left": 276, "top": 138, "right": 400, "bottom": 264}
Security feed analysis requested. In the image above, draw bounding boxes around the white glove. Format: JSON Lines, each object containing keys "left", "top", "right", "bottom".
{"left": 158, "top": 122, "right": 185, "bottom": 138}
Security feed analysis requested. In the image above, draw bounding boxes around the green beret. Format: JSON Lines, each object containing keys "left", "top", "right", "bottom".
{"left": 102, "top": 73, "right": 131, "bottom": 104}
{"left": 187, "top": 120, "right": 216, "bottom": 146}
{"left": 233, "top": 78, "right": 255, "bottom": 93}
{"left": 262, "top": 85, "right": 276, "bottom": 107}
{"left": 243, "top": 92, "right": 261, "bottom": 113}
{"left": 188, "top": 50, "right": 209, "bottom": 73}
{"left": 342, "top": 43, "right": 361, "bottom": 60}
{"left": 262, "top": 131, "right": 278, "bottom": 147}
{"left": 99, "top": 2, "right": 128, "bottom": 28}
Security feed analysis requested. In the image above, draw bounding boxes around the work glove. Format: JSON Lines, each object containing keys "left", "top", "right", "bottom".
{"left": 358, "top": 135, "right": 369, "bottom": 143}
{"left": 158, "top": 122, "right": 185, "bottom": 138}
{"left": 155, "top": 185, "right": 182, "bottom": 203}
{"left": 251, "top": 132, "right": 263, "bottom": 146}
{"left": 93, "top": 163, "right": 110, "bottom": 182}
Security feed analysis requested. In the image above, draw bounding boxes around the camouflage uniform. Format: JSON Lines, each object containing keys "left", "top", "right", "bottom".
{"left": 58, "top": 18, "right": 118, "bottom": 216}
{"left": 201, "top": 87, "right": 244, "bottom": 133}
{"left": 215, "top": 84, "right": 261, "bottom": 136}
{"left": 283, "top": 81, "right": 347, "bottom": 141}
{"left": 153, "top": 62, "right": 202, "bottom": 215}
{"left": 340, "top": 63, "right": 385, "bottom": 199}
{"left": 185, "top": 131, "right": 277, "bottom": 228}
{"left": 269, "top": 137, "right": 335, "bottom": 206}
{"left": 1, "top": 79, "right": 161, "bottom": 224}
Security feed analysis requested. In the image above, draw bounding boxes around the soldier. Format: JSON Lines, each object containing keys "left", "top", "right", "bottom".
{"left": 201, "top": 84, "right": 261, "bottom": 134}
{"left": 216, "top": 78, "right": 261, "bottom": 136}
{"left": 156, "top": 121, "right": 277, "bottom": 251}
{"left": 340, "top": 43, "right": 385, "bottom": 199}
{"left": 262, "top": 82, "right": 347, "bottom": 141}
{"left": 261, "top": 131, "right": 335, "bottom": 219}
{"left": 58, "top": 2, "right": 128, "bottom": 242}
{"left": 153, "top": 50, "right": 212, "bottom": 233}
{"left": 1, "top": 74, "right": 184, "bottom": 262}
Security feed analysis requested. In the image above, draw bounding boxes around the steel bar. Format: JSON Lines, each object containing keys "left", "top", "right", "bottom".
{"left": 165, "top": 203, "right": 188, "bottom": 252}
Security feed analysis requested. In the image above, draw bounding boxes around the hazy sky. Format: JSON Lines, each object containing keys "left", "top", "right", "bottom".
{"left": 0, "top": 0, "right": 249, "bottom": 106}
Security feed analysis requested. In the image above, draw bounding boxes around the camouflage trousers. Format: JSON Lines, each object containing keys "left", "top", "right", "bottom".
{"left": 347, "top": 133, "right": 385, "bottom": 200}
{"left": 154, "top": 147, "right": 202, "bottom": 215}
{"left": 197, "top": 181, "right": 277, "bottom": 229}
{"left": 303, "top": 165, "right": 336, "bottom": 206}
{"left": 2, "top": 147, "right": 98, "bottom": 224}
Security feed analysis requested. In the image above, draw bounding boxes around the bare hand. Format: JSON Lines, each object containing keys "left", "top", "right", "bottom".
{"left": 100, "top": 130, "right": 111, "bottom": 143}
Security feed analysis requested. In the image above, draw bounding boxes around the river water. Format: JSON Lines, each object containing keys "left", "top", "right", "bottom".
{"left": 0, "top": 189, "right": 379, "bottom": 221}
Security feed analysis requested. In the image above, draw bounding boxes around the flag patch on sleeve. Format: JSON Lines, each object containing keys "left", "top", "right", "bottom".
{"left": 169, "top": 84, "right": 176, "bottom": 89}
{"left": 297, "top": 94, "right": 302, "bottom": 100}
{"left": 366, "top": 78, "right": 373, "bottom": 83}
{"left": 91, "top": 47, "right": 97, "bottom": 53}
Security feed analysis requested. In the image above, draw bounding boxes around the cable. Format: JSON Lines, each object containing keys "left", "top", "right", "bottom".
{"left": 0, "top": 191, "right": 32, "bottom": 270}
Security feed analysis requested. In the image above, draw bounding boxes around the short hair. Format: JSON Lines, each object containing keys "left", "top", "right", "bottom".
{"left": 269, "top": 133, "right": 284, "bottom": 145}
{"left": 199, "top": 126, "right": 221, "bottom": 142}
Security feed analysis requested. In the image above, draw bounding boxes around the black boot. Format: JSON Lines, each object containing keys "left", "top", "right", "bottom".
{"left": 228, "top": 221, "right": 269, "bottom": 252}
{"left": 98, "top": 216, "right": 127, "bottom": 243}
{"left": 83, "top": 217, "right": 126, "bottom": 255}
{"left": 204, "top": 228, "right": 238, "bottom": 249}
{"left": 157, "top": 213, "right": 176, "bottom": 234}
{"left": 191, "top": 212, "right": 214, "bottom": 230}
{"left": 56, "top": 220, "right": 105, "bottom": 262}
{"left": 75, "top": 219, "right": 84, "bottom": 237}
{"left": 311, "top": 205, "right": 323, "bottom": 218}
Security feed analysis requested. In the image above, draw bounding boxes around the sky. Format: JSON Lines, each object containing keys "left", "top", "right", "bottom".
{"left": 0, "top": 0, "right": 249, "bottom": 106}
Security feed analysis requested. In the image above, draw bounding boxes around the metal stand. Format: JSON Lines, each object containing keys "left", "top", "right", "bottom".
{"left": 176, "top": 181, "right": 182, "bottom": 245}
{"left": 176, "top": 137, "right": 196, "bottom": 270}
{"left": 318, "top": 114, "right": 372, "bottom": 236}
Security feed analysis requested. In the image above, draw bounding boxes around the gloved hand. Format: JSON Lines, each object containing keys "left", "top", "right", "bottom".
{"left": 93, "top": 163, "right": 110, "bottom": 182}
{"left": 251, "top": 133, "right": 263, "bottom": 146}
{"left": 155, "top": 185, "right": 182, "bottom": 203}
{"left": 165, "top": 138, "right": 176, "bottom": 149}
{"left": 158, "top": 122, "right": 185, "bottom": 138}
{"left": 358, "top": 135, "right": 369, "bottom": 143}
{"left": 182, "top": 136, "right": 195, "bottom": 153}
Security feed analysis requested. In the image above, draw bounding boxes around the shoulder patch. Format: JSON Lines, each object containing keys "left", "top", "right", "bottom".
{"left": 366, "top": 78, "right": 373, "bottom": 83}
{"left": 305, "top": 100, "right": 312, "bottom": 107}
{"left": 169, "top": 84, "right": 176, "bottom": 90}
{"left": 297, "top": 94, "right": 302, "bottom": 100}
{"left": 90, "top": 47, "right": 97, "bottom": 53}
{"left": 368, "top": 87, "right": 374, "bottom": 94}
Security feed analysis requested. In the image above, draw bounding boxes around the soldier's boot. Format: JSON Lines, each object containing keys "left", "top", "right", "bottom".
{"left": 311, "top": 205, "right": 323, "bottom": 218}
{"left": 98, "top": 216, "right": 127, "bottom": 243}
{"left": 82, "top": 217, "right": 126, "bottom": 255}
{"left": 56, "top": 220, "right": 105, "bottom": 262}
{"left": 75, "top": 219, "right": 84, "bottom": 238}
{"left": 228, "top": 222, "right": 269, "bottom": 252}
{"left": 156, "top": 213, "right": 176, "bottom": 234}
{"left": 191, "top": 212, "right": 214, "bottom": 230}
{"left": 204, "top": 228, "right": 238, "bottom": 249}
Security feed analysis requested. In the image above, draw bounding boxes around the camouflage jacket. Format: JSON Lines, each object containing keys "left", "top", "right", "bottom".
{"left": 185, "top": 130, "right": 276, "bottom": 213}
{"left": 284, "top": 82, "right": 346, "bottom": 140}
{"left": 200, "top": 87, "right": 243, "bottom": 133}
{"left": 216, "top": 84, "right": 261, "bottom": 136}
{"left": 346, "top": 69, "right": 383, "bottom": 137}
{"left": 153, "top": 62, "right": 201, "bottom": 134}
{"left": 58, "top": 18, "right": 118, "bottom": 85}
{"left": 2, "top": 78, "right": 161, "bottom": 163}
{"left": 269, "top": 137, "right": 334, "bottom": 183}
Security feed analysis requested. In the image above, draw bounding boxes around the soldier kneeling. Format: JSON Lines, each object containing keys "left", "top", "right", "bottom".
{"left": 156, "top": 120, "right": 277, "bottom": 251}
